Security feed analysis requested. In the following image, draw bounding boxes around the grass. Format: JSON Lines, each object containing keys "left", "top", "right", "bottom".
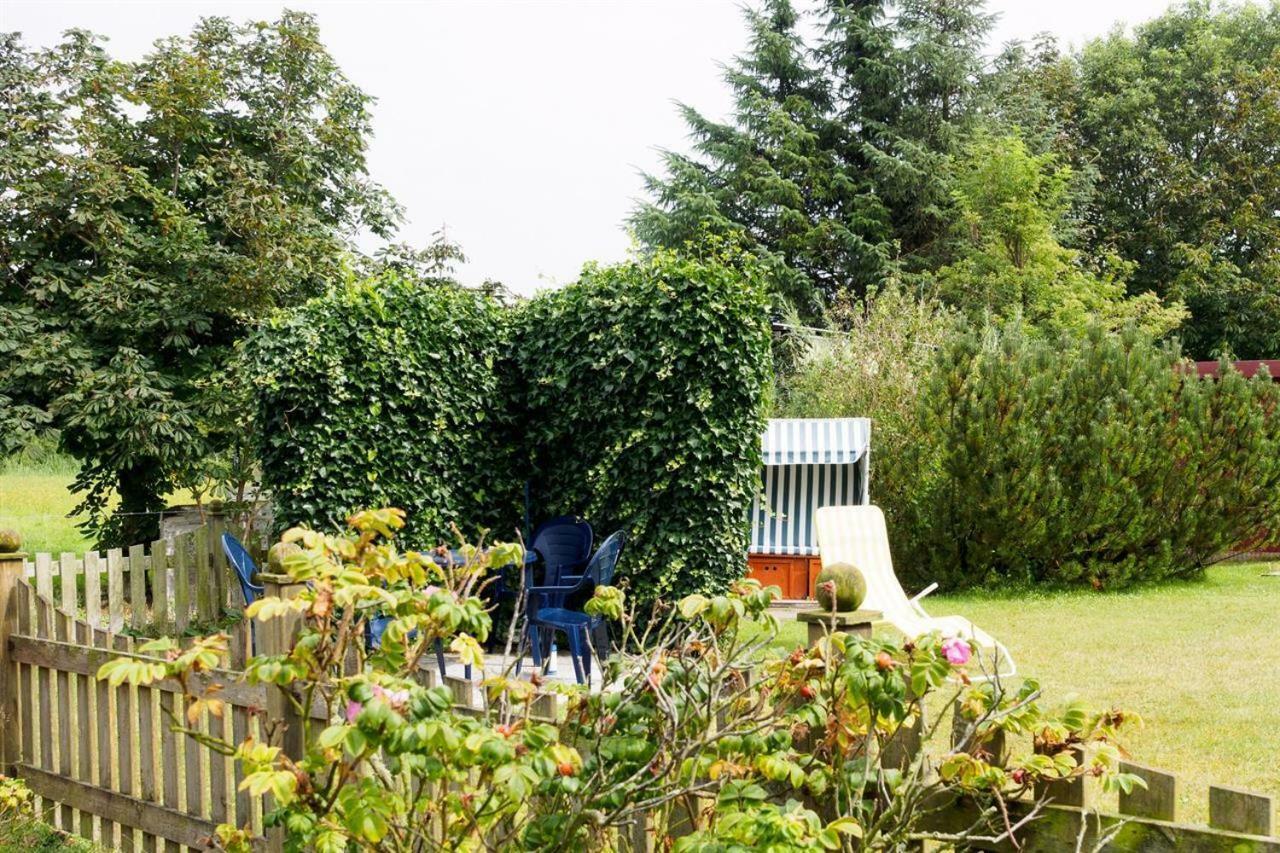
{"left": 0, "top": 453, "right": 97, "bottom": 555}
{"left": 0, "top": 452, "right": 194, "bottom": 555}
{"left": 769, "top": 562, "right": 1280, "bottom": 824}
{"left": 0, "top": 816, "right": 101, "bottom": 852}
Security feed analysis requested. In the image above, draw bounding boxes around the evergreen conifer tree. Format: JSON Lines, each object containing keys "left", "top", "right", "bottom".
{"left": 633, "top": 0, "right": 894, "bottom": 318}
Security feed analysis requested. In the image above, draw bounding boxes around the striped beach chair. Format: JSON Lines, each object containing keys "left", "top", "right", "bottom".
{"left": 815, "top": 505, "right": 1017, "bottom": 680}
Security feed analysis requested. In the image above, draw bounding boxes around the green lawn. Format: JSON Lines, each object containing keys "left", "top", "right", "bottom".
{"left": 0, "top": 455, "right": 194, "bottom": 555}
{"left": 0, "top": 454, "right": 97, "bottom": 555}
{"left": 0, "top": 816, "right": 101, "bottom": 852}
{"left": 770, "top": 563, "right": 1280, "bottom": 824}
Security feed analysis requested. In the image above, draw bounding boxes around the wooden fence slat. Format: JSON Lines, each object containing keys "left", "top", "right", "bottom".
{"left": 173, "top": 539, "right": 190, "bottom": 634}
{"left": 195, "top": 537, "right": 213, "bottom": 623}
{"left": 232, "top": 705, "right": 251, "bottom": 830}
{"left": 197, "top": 701, "right": 212, "bottom": 825}
{"left": 69, "top": 622, "right": 89, "bottom": 841}
{"left": 207, "top": 710, "right": 227, "bottom": 828}
{"left": 76, "top": 619, "right": 103, "bottom": 846}
{"left": 58, "top": 604, "right": 79, "bottom": 835}
{"left": 58, "top": 553, "right": 78, "bottom": 617}
{"left": 1210, "top": 785, "right": 1275, "bottom": 837}
{"left": 183, "top": 694, "right": 201, "bottom": 825}
{"left": 107, "top": 548, "right": 124, "bottom": 633}
{"left": 125, "top": 634, "right": 144, "bottom": 851}
{"left": 104, "top": 627, "right": 121, "bottom": 851}
{"left": 248, "top": 713, "right": 264, "bottom": 835}
{"left": 35, "top": 552, "right": 54, "bottom": 602}
{"left": 84, "top": 551, "right": 102, "bottom": 629}
{"left": 138, "top": 681, "right": 156, "bottom": 805}
{"left": 151, "top": 539, "right": 169, "bottom": 629}
{"left": 1117, "top": 761, "right": 1178, "bottom": 821}
{"left": 220, "top": 700, "right": 236, "bottom": 829}
{"left": 33, "top": 583, "right": 61, "bottom": 830}
{"left": 93, "top": 624, "right": 118, "bottom": 849}
{"left": 128, "top": 544, "right": 147, "bottom": 631}
{"left": 159, "top": 690, "right": 180, "bottom": 817}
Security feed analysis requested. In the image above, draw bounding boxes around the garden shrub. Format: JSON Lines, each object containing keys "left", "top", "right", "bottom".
{"left": 893, "top": 324, "right": 1280, "bottom": 589}
{"left": 776, "top": 285, "right": 960, "bottom": 543}
{"left": 511, "top": 243, "right": 772, "bottom": 601}
{"left": 102, "top": 508, "right": 1145, "bottom": 852}
{"left": 246, "top": 272, "right": 521, "bottom": 547}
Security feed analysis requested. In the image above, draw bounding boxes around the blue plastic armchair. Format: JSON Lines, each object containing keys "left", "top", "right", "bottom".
{"left": 526, "top": 530, "right": 626, "bottom": 684}
{"left": 221, "top": 532, "right": 264, "bottom": 606}
{"left": 525, "top": 515, "right": 593, "bottom": 601}
{"left": 367, "top": 615, "right": 449, "bottom": 679}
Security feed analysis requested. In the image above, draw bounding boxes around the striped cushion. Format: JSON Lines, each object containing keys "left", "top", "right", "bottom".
{"left": 749, "top": 463, "right": 863, "bottom": 555}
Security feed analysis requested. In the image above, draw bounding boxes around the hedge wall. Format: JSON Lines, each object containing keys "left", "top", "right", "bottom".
{"left": 246, "top": 273, "right": 521, "bottom": 547}
{"left": 511, "top": 246, "right": 773, "bottom": 601}
{"left": 892, "top": 325, "right": 1280, "bottom": 589}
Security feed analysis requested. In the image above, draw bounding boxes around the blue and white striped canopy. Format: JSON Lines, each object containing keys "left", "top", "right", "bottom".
{"left": 761, "top": 418, "right": 870, "bottom": 466}
{"left": 750, "top": 419, "right": 871, "bottom": 555}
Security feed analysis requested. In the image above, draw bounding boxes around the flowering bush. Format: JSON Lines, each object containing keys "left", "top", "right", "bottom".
{"left": 99, "top": 508, "right": 1143, "bottom": 851}
{"left": 0, "top": 774, "right": 33, "bottom": 822}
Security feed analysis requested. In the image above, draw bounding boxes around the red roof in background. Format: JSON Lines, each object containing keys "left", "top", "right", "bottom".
{"left": 1193, "top": 359, "right": 1280, "bottom": 380}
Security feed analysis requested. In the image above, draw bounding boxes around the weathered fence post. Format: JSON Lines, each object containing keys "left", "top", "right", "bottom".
{"left": 0, "top": 545, "right": 26, "bottom": 771}
{"left": 1117, "top": 762, "right": 1178, "bottom": 822}
{"left": 1209, "top": 784, "right": 1275, "bottom": 837}
{"left": 1034, "top": 744, "right": 1092, "bottom": 808}
{"left": 258, "top": 573, "right": 307, "bottom": 756}
{"left": 257, "top": 572, "right": 307, "bottom": 853}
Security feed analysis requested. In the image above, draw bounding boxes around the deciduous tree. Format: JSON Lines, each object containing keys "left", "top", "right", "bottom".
{"left": 0, "top": 14, "right": 399, "bottom": 544}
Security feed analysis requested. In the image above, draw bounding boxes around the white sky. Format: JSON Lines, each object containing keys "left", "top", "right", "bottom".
{"left": 3, "top": 0, "right": 1178, "bottom": 295}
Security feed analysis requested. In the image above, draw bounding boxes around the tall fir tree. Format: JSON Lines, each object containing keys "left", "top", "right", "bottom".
{"left": 633, "top": 0, "right": 894, "bottom": 319}
{"left": 891, "top": 0, "right": 996, "bottom": 265}
{"left": 638, "top": 0, "right": 995, "bottom": 313}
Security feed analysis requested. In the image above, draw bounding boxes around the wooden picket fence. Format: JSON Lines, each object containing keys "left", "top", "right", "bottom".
{"left": 19, "top": 519, "right": 252, "bottom": 665}
{"left": 0, "top": 556, "right": 1277, "bottom": 852}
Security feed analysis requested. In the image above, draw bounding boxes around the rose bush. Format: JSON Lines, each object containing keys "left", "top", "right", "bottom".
{"left": 99, "top": 508, "right": 1143, "bottom": 851}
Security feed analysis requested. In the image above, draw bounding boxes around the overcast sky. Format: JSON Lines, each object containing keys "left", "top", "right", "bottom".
{"left": 4, "top": 0, "right": 1178, "bottom": 295}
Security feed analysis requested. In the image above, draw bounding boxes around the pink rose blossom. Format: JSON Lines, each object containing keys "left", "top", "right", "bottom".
{"left": 345, "top": 700, "right": 362, "bottom": 723}
{"left": 384, "top": 688, "right": 411, "bottom": 711}
{"left": 942, "top": 637, "right": 972, "bottom": 666}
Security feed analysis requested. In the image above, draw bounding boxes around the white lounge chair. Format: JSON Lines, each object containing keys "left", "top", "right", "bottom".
{"left": 814, "top": 505, "right": 1016, "bottom": 679}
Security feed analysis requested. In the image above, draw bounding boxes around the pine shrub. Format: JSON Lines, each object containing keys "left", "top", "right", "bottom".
{"left": 892, "top": 325, "right": 1280, "bottom": 588}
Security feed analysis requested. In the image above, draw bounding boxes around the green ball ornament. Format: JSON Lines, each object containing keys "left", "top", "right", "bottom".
{"left": 814, "top": 561, "right": 867, "bottom": 612}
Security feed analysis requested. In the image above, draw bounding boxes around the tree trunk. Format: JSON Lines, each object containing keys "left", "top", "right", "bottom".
{"left": 108, "top": 460, "right": 166, "bottom": 547}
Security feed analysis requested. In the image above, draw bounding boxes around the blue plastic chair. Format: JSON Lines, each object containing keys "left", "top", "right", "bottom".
{"left": 367, "top": 614, "right": 449, "bottom": 679}
{"left": 526, "top": 530, "right": 626, "bottom": 684}
{"left": 221, "top": 533, "right": 264, "bottom": 606}
{"left": 517, "top": 516, "right": 592, "bottom": 665}
{"left": 221, "top": 532, "right": 265, "bottom": 655}
{"left": 525, "top": 515, "right": 593, "bottom": 603}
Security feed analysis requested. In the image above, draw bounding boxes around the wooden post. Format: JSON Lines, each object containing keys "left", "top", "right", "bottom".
{"left": 881, "top": 674, "right": 924, "bottom": 771}
{"left": 0, "top": 548, "right": 26, "bottom": 771}
{"left": 1209, "top": 784, "right": 1275, "bottom": 837}
{"left": 444, "top": 674, "right": 478, "bottom": 710}
{"left": 208, "top": 506, "right": 228, "bottom": 609}
{"left": 528, "top": 692, "right": 557, "bottom": 722}
{"left": 1034, "top": 745, "right": 1093, "bottom": 808}
{"left": 1117, "top": 762, "right": 1178, "bottom": 821}
{"left": 795, "top": 608, "right": 881, "bottom": 646}
{"left": 950, "top": 698, "right": 1007, "bottom": 764}
{"left": 257, "top": 572, "right": 306, "bottom": 853}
